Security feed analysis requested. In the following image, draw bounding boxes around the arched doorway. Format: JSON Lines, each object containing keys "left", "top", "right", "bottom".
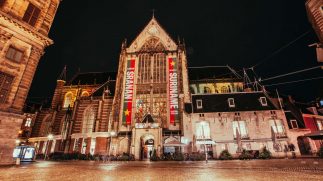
{"left": 140, "top": 134, "right": 155, "bottom": 160}
{"left": 297, "top": 136, "right": 312, "bottom": 155}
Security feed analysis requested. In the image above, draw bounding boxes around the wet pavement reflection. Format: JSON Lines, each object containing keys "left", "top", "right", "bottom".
{"left": 1, "top": 159, "right": 323, "bottom": 181}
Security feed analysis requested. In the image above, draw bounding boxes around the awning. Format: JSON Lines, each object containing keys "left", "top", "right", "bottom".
{"left": 164, "top": 140, "right": 186, "bottom": 147}
{"left": 304, "top": 130, "right": 323, "bottom": 140}
{"left": 196, "top": 139, "right": 216, "bottom": 145}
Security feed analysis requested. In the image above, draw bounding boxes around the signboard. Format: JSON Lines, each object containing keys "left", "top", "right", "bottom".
{"left": 168, "top": 57, "right": 179, "bottom": 124}
{"left": 122, "top": 59, "right": 136, "bottom": 125}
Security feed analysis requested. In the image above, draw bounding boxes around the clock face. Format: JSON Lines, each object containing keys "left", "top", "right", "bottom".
{"left": 148, "top": 26, "right": 159, "bottom": 35}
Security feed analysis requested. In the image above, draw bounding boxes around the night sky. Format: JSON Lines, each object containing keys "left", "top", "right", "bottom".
{"left": 28, "top": 0, "right": 322, "bottom": 105}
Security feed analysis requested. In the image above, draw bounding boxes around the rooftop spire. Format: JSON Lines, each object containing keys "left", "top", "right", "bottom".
{"left": 151, "top": 9, "right": 156, "bottom": 19}
{"left": 57, "top": 65, "right": 67, "bottom": 81}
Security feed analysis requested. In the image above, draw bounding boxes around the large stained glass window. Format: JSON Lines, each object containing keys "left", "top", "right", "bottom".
{"left": 135, "top": 53, "right": 167, "bottom": 125}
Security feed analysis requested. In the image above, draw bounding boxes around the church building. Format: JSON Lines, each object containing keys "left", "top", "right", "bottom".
{"left": 28, "top": 16, "right": 303, "bottom": 160}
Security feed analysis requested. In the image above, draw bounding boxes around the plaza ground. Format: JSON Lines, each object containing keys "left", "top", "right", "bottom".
{"left": 1, "top": 159, "right": 323, "bottom": 181}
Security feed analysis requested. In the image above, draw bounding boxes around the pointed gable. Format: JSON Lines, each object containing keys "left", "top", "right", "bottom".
{"left": 127, "top": 17, "right": 177, "bottom": 53}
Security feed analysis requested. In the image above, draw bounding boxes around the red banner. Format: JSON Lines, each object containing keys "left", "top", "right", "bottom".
{"left": 168, "top": 57, "right": 179, "bottom": 124}
{"left": 122, "top": 59, "right": 135, "bottom": 125}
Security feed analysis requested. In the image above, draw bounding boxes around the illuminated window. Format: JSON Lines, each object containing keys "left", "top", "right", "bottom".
{"left": 81, "top": 91, "right": 89, "bottom": 97}
{"left": 221, "top": 86, "right": 228, "bottom": 93}
{"left": 317, "top": 119, "right": 323, "bottom": 130}
{"left": 0, "top": 72, "right": 14, "bottom": 103}
{"left": 63, "top": 92, "right": 74, "bottom": 108}
{"left": 195, "top": 121, "right": 210, "bottom": 139}
{"left": 228, "top": 98, "right": 235, "bottom": 108}
{"left": 25, "top": 118, "right": 32, "bottom": 127}
{"left": 22, "top": 3, "right": 40, "bottom": 26}
{"left": 270, "top": 119, "right": 285, "bottom": 134}
{"left": 204, "top": 87, "right": 211, "bottom": 93}
{"left": 6, "top": 46, "right": 24, "bottom": 62}
{"left": 196, "top": 99, "right": 203, "bottom": 109}
{"left": 232, "top": 120, "right": 248, "bottom": 138}
{"left": 82, "top": 106, "right": 95, "bottom": 133}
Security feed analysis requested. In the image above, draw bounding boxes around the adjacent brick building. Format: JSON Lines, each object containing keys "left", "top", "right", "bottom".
{"left": 0, "top": 0, "right": 60, "bottom": 164}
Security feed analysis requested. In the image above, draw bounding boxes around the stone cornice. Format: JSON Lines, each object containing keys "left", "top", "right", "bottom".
{"left": 0, "top": 10, "right": 53, "bottom": 47}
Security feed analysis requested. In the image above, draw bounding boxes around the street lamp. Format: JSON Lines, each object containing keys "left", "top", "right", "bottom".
{"left": 201, "top": 121, "right": 208, "bottom": 163}
{"left": 44, "top": 134, "right": 53, "bottom": 160}
{"left": 108, "top": 131, "right": 116, "bottom": 158}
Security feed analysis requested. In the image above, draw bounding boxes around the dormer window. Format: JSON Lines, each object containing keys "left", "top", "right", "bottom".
{"left": 260, "top": 97, "right": 267, "bottom": 106}
{"left": 228, "top": 98, "right": 235, "bottom": 108}
{"left": 290, "top": 120, "right": 298, "bottom": 129}
{"left": 196, "top": 99, "right": 203, "bottom": 109}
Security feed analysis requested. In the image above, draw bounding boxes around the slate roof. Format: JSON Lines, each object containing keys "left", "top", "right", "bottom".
{"left": 190, "top": 92, "right": 278, "bottom": 113}
{"left": 68, "top": 72, "right": 116, "bottom": 86}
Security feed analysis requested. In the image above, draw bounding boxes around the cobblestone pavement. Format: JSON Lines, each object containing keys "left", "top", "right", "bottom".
{"left": 1, "top": 159, "right": 323, "bottom": 181}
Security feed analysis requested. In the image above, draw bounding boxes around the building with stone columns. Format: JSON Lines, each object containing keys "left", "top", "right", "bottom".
{"left": 0, "top": 0, "right": 60, "bottom": 164}
{"left": 28, "top": 16, "right": 305, "bottom": 160}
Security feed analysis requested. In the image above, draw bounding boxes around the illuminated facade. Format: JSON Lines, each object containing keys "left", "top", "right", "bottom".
{"left": 110, "top": 16, "right": 190, "bottom": 159}
{"left": 0, "top": 0, "right": 60, "bottom": 164}
{"left": 29, "top": 16, "right": 301, "bottom": 159}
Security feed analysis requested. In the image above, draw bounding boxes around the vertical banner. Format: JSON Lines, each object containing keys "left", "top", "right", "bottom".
{"left": 168, "top": 57, "right": 179, "bottom": 124}
{"left": 122, "top": 59, "right": 135, "bottom": 125}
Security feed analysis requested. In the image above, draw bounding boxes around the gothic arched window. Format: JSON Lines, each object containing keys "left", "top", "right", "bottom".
{"left": 204, "top": 86, "right": 212, "bottom": 93}
{"left": 82, "top": 106, "right": 95, "bottom": 134}
{"left": 220, "top": 86, "right": 228, "bottom": 93}
{"left": 63, "top": 92, "right": 73, "bottom": 108}
{"left": 81, "top": 91, "right": 89, "bottom": 97}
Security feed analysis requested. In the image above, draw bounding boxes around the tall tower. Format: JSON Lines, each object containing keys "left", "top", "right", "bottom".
{"left": 0, "top": 0, "right": 60, "bottom": 164}
{"left": 111, "top": 16, "right": 190, "bottom": 159}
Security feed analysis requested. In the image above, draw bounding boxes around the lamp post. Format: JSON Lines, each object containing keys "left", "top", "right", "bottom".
{"left": 44, "top": 134, "right": 53, "bottom": 160}
{"left": 108, "top": 131, "right": 116, "bottom": 160}
{"left": 201, "top": 121, "right": 208, "bottom": 163}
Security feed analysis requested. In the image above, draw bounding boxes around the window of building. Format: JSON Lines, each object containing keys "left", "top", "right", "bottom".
{"left": 232, "top": 120, "right": 248, "bottom": 139}
{"left": 0, "top": 72, "right": 14, "bottom": 103}
{"left": 196, "top": 99, "right": 203, "bottom": 109}
{"left": 204, "top": 87, "right": 211, "bottom": 93}
{"left": 25, "top": 117, "right": 32, "bottom": 127}
{"left": 221, "top": 86, "right": 228, "bottom": 93}
{"left": 22, "top": 3, "right": 41, "bottom": 26}
{"left": 317, "top": 119, "right": 323, "bottom": 130}
{"left": 82, "top": 106, "right": 95, "bottom": 134}
{"left": 81, "top": 91, "right": 89, "bottom": 97}
{"left": 228, "top": 98, "right": 235, "bottom": 108}
{"left": 6, "top": 46, "right": 24, "bottom": 62}
{"left": 195, "top": 121, "right": 210, "bottom": 139}
{"left": 63, "top": 92, "right": 74, "bottom": 108}
{"left": 0, "top": 0, "right": 5, "bottom": 8}
{"left": 270, "top": 119, "right": 285, "bottom": 136}
{"left": 259, "top": 97, "right": 267, "bottom": 106}
{"left": 290, "top": 120, "right": 298, "bottom": 129}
